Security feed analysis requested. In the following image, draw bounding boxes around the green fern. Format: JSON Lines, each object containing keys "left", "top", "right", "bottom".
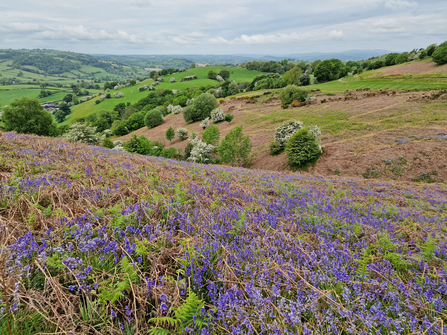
{"left": 148, "top": 289, "right": 212, "bottom": 334}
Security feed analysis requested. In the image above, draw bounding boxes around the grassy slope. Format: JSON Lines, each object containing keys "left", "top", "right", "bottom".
{"left": 311, "top": 59, "right": 447, "bottom": 92}
{"left": 65, "top": 66, "right": 262, "bottom": 123}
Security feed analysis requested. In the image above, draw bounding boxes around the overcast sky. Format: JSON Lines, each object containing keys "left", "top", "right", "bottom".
{"left": 0, "top": 0, "right": 446, "bottom": 55}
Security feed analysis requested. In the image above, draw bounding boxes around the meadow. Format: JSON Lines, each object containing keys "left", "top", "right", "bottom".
{"left": 0, "top": 132, "right": 445, "bottom": 334}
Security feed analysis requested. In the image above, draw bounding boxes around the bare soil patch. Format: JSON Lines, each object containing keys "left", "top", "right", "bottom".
{"left": 117, "top": 89, "right": 447, "bottom": 183}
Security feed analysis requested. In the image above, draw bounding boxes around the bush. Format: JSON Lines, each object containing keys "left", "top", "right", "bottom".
{"left": 160, "top": 147, "right": 181, "bottom": 159}
{"left": 218, "top": 126, "right": 253, "bottom": 167}
{"left": 188, "top": 139, "right": 216, "bottom": 164}
{"left": 269, "top": 140, "right": 283, "bottom": 155}
{"left": 280, "top": 85, "right": 310, "bottom": 105}
{"left": 432, "top": 46, "right": 447, "bottom": 65}
{"left": 126, "top": 112, "right": 145, "bottom": 131}
{"left": 200, "top": 117, "right": 210, "bottom": 129}
{"left": 123, "top": 134, "right": 164, "bottom": 156}
{"left": 103, "top": 138, "right": 115, "bottom": 149}
{"left": 285, "top": 128, "right": 322, "bottom": 169}
{"left": 225, "top": 114, "right": 234, "bottom": 123}
{"left": 300, "top": 73, "right": 311, "bottom": 86}
{"left": 145, "top": 110, "right": 164, "bottom": 129}
{"left": 274, "top": 120, "right": 304, "bottom": 150}
{"left": 183, "top": 142, "right": 194, "bottom": 160}
{"left": 172, "top": 105, "right": 182, "bottom": 114}
{"left": 202, "top": 125, "right": 220, "bottom": 146}
{"left": 175, "top": 128, "right": 189, "bottom": 140}
{"left": 184, "top": 93, "right": 219, "bottom": 123}
{"left": 166, "top": 126, "right": 175, "bottom": 141}
{"left": 63, "top": 123, "right": 103, "bottom": 145}
{"left": 210, "top": 107, "right": 226, "bottom": 123}
{"left": 113, "top": 123, "right": 129, "bottom": 136}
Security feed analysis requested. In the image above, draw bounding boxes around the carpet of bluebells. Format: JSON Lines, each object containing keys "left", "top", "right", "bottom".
{"left": 0, "top": 132, "right": 446, "bottom": 334}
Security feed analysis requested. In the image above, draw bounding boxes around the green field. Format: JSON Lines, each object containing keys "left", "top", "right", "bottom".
{"left": 0, "top": 88, "right": 59, "bottom": 107}
{"left": 65, "top": 66, "right": 262, "bottom": 123}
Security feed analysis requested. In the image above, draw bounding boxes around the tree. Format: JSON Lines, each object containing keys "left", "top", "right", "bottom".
{"left": 202, "top": 125, "right": 220, "bottom": 146}
{"left": 426, "top": 44, "right": 437, "bottom": 57}
{"left": 144, "top": 109, "right": 164, "bottom": 129}
{"left": 218, "top": 126, "right": 253, "bottom": 167}
{"left": 432, "top": 46, "right": 447, "bottom": 65}
{"left": 280, "top": 85, "right": 310, "bottom": 105}
{"left": 166, "top": 126, "right": 175, "bottom": 141}
{"left": 1, "top": 97, "right": 56, "bottom": 136}
{"left": 395, "top": 53, "right": 409, "bottom": 64}
{"left": 54, "top": 102, "right": 71, "bottom": 123}
{"left": 207, "top": 70, "right": 217, "bottom": 79}
{"left": 285, "top": 128, "right": 322, "bottom": 169}
{"left": 385, "top": 53, "right": 399, "bottom": 66}
{"left": 314, "top": 60, "right": 335, "bottom": 83}
{"left": 283, "top": 66, "right": 303, "bottom": 85}
{"left": 183, "top": 93, "right": 219, "bottom": 123}
{"left": 300, "top": 73, "right": 311, "bottom": 86}
{"left": 126, "top": 112, "right": 145, "bottom": 131}
{"left": 191, "top": 62, "right": 196, "bottom": 68}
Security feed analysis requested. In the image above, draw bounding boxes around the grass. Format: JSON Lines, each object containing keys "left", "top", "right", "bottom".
{"left": 65, "top": 66, "right": 262, "bottom": 123}
{"left": 311, "top": 61, "right": 447, "bottom": 92}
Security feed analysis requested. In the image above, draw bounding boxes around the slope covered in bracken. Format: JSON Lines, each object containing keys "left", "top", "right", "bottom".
{"left": 0, "top": 132, "right": 446, "bottom": 334}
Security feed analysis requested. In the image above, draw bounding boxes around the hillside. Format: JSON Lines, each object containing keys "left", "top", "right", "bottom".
{"left": 116, "top": 60, "right": 447, "bottom": 183}
{"left": 65, "top": 66, "right": 262, "bottom": 123}
{"left": 0, "top": 132, "right": 446, "bottom": 334}
{"left": 310, "top": 59, "right": 447, "bottom": 92}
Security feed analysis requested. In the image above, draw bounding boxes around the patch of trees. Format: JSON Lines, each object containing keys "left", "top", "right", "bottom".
{"left": 242, "top": 59, "right": 295, "bottom": 74}
{"left": 12, "top": 54, "right": 81, "bottom": 74}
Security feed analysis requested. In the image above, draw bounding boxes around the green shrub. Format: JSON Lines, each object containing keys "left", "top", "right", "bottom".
{"left": 183, "top": 142, "right": 194, "bottom": 160}
{"left": 285, "top": 128, "right": 322, "bottom": 169}
{"left": 218, "top": 126, "right": 253, "bottom": 167}
{"left": 160, "top": 147, "right": 182, "bottom": 159}
{"left": 202, "top": 125, "right": 220, "bottom": 146}
{"left": 145, "top": 110, "right": 164, "bottom": 129}
{"left": 269, "top": 140, "right": 282, "bottom": 155}
{"left": 432, "top": 46, "right": 447, "bottom": 65}
{"left": 166, "top": 126, "right": 175, "bottom": 141}
{"left": 123, "top": 135, "right": 164, "bottom": 156}
{"left": 225, "top": 114, "right": 234, "bottom": 122}
{"left": 184, "top": 93, "right": 219, "bottom": 123}
{"left": 103, "top": 138, "right": 115, "bottom": 149}
{"left": 113, "top": 123, "right": 129, "bottom": 136}
{"left": 126, "top": 112, "right": 145, "bottom": 131}
{"left": 274, "top": 120, "right": 304, "bottom": 151}
{"left": 280, "top": 85, "right": 310, "bottom": 105}
{"left": 183, "top": 105, "right": 194, "bottom": 123}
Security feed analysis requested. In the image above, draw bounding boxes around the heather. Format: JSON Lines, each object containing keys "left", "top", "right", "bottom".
{"left": 0, "top": 132, "right": 446, "bottom": 334}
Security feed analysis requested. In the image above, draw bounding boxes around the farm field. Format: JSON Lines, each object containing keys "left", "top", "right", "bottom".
{"left": 118, "top": 88, "right": 447, "bottom": 183}
{"left": 65, "top": 66, "right": 262, "bottom": 124}
{"left": 0, "top": 132, "right": 445, "bottom": 334}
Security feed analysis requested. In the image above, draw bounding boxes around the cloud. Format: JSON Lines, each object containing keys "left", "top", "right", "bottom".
{"left": 329, "top": 30, "right": 344, "bottom": 39}
{"left": 127, "top": 0, "right": 152, "bottom": 7}
{"left": 384, "top": 0, "right": 417, "bottom": 10}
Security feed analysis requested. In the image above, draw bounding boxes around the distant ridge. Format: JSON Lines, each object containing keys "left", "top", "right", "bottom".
{"left": 91, "top": 50, "right": 392, "bottom": 64}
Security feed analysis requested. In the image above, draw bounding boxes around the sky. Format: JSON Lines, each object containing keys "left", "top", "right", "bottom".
{"left": 0, "top": 0, "right": 446, "bottom": 55}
